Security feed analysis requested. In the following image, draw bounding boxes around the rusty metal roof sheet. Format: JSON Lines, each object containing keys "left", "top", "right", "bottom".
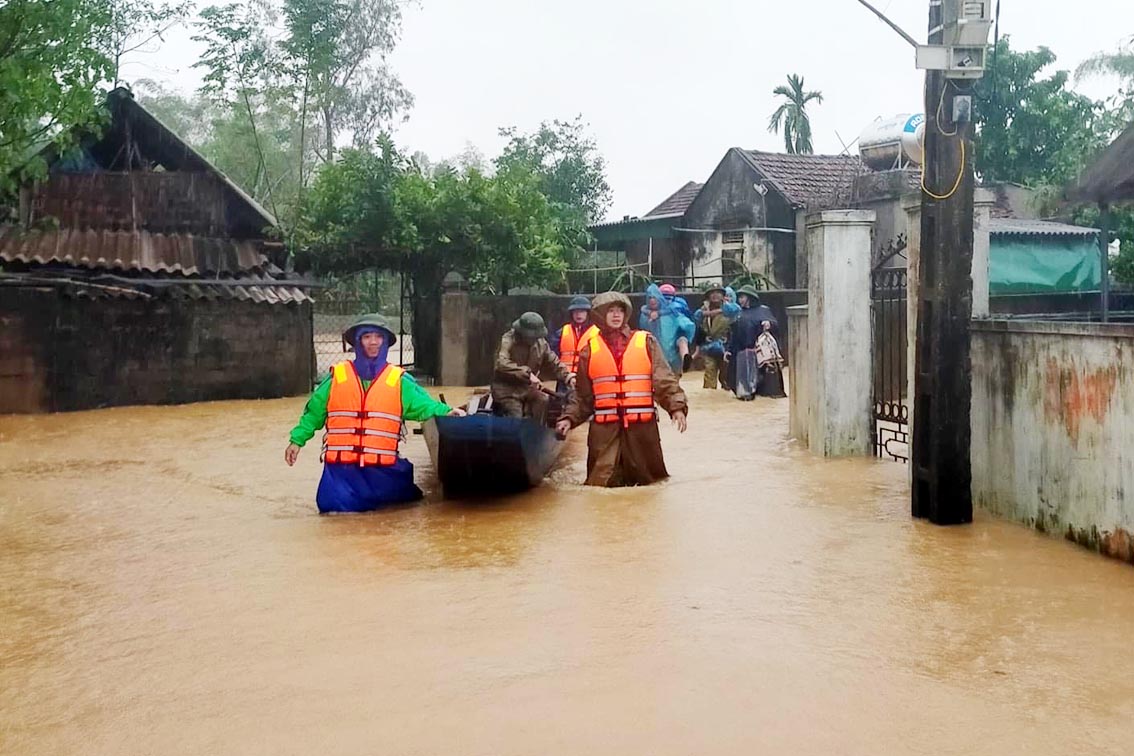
{"left": 0, "top": 270, "right": 314, "bottom": 304}
{"left": 0, "top": 226, "right": 268, "bottom": 275}
{"left": 644, "top": 181, "right": 703, "bottom": 218}
{"left": 0, "top": 226, "right": 314, "bottom": 304}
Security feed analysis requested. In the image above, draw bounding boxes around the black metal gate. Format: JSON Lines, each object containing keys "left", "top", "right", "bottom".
{"left": 871, "top": 265, "right": 909, "bottom": 462}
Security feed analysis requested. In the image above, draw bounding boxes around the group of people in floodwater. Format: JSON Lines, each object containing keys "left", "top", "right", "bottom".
{"left": 285, "top": 284, "right": 784, "bottom": 513}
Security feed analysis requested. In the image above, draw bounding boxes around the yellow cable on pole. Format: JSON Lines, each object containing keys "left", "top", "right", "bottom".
{"left": 921, "top": 138, "right": 966, "bottom": 201}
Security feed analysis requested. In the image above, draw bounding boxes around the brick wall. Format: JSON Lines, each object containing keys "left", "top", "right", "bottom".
{"left": 0, "top": 288, "right": 313, "bottom": 413}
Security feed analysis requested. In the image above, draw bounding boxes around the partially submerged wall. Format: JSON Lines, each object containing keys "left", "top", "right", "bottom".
{"left": 972, "top": 319, "right": 1134, "bottom": 563}
{"left": 0, "top": 288, "right": 313, "bottom": 413}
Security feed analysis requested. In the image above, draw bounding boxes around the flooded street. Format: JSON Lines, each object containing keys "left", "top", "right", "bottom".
{"left": 3, "top": 378, "right": 1134, "bottom": 755}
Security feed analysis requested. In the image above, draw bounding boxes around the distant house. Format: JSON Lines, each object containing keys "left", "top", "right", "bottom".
{"left": 0, "top": 88, "right": 314, "bottom": 413}
{"left": 591, "top": 149, "right": 866, "bottom": 289}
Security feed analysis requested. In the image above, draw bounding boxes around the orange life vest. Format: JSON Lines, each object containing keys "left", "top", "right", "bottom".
{"left": 559, "top": 323, "right": 599, "bottom": 373}
{"left": 322, "top": 361, "right": 405, "bottom": 467}
{"left": 588, "top": 330, "right": 655, "bottom": 426}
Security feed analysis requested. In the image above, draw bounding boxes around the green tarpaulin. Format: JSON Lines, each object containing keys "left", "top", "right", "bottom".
{"left": 989, "top": 236, "right": 1101, "bottom": 294}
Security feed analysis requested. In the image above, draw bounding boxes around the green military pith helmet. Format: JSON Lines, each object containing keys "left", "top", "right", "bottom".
{"left": 702, "top": 282, "right": 726, "bottom": 298}
{"left": 567, "top": 296, "right": 592, "bottom": 312}
{"left": 512, "top": 311, "right": 548, "bottom": 339}
{"left": 341, "top": 313, "right": 397, "bottom": 351}
{"left": 734, "top": 285, "right": 762, "bottom": 302}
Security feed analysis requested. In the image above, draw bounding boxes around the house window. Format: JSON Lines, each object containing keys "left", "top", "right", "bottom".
{"left": 721, "top": 230, "right": 745, "bottom": 277}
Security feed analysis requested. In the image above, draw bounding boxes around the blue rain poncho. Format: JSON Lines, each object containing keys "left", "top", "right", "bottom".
{"left": 639, "top": 283, "right": 696, "bottom": 373}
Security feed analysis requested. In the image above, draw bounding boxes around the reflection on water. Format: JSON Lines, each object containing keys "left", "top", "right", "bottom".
{"left": 2, "top": 378, "right": 1134, "bottom": 755}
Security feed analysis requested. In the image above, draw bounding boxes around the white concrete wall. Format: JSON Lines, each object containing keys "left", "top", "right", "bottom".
{"left": 805, "top": 210, "right": 876, "bottom": 457}
{"left": 686, "top": 233, "right": 724, "bottom": 286}
{"left": 743, "top": 230, "right": 774, "bottom": 280}
{"left": 972, "top": 320, "right": 1134, "bottom": 563}
{"left": 787, "top": 305, "right": 811, "bottom": 446}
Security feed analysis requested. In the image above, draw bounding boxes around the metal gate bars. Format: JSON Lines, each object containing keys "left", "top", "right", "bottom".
{"left": 871, "top": 265, "right": 909, "bottom": 462}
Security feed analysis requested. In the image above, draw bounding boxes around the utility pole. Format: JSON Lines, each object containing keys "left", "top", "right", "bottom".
{"left": 855, "top": 0, "right": 989, "bottom": 525}
{"left": 910, "top": 1, "right": 977, "bottom": 525}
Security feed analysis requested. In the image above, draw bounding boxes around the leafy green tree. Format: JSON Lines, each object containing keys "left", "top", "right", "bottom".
{"left": 103, "top": 0, "right": 194, "bottom": 87}
{"left": 0, "top": 0, "right": 112, "bottom": 193}
{"left": 974, "top": 38, "right": 1134, "bottom": 286}
{"left": 280, "top": 0, "right": 411, "bottom": 163}
{"left": 767, "top": 74, "right": 823, "bottom": 155}
{"left": 134, "top": 78, "right": 211, "bottom": 143}
{"left": 1076, "top": 35, "right": 1134, "bottom": 85}
{"left": 974, "top": 38, "right": 1109, "bottom": 186}
{"left": 496, "top": 116, "right": 612, "bottom": 223}
{"left": 297, "top": 139, "right": 579, "bottom": 374}
{"left": 1076, "top": 35, "right": 1134, "bottom": 137}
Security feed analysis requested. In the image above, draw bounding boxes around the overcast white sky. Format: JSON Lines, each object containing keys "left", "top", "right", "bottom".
{"left": 131, "top": 0, "right": 1132, "bottom": 221}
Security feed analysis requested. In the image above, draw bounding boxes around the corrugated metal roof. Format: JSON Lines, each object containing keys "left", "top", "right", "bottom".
{"left": 0, "top": 226, "right": 267, "bottom": 275}
{"left": 741, "top": 150, "right": 866, "bottom": 209}
{"left": 0, "top": 272, "right": 314, "bottom": 304}
{"left": 644, "top": 181, "right": 703, "bottom": 218}
{"left": 0, "top": 226, "right": 314, "bottom": 304}
{"left": 989, "top": 218, "right": 1099, "bottom": 237}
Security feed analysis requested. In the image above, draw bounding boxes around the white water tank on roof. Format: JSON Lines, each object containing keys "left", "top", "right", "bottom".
{"left": 858, "top": 114, "right": 925, "bottom": 170}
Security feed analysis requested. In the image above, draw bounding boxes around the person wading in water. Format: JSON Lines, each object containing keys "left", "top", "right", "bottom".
{"left": 556, "top": 292, "right": 688, "bottom": 487}
{"left": 285, "top": 314, "right": 465, "bottom": 513}
{"left": 693, "top": 284, "right": 739, "bottom": 390}
{"left": 726, "top": 286, "right": 779, "bottom": 401}
{"left": 551, "top": 296, "right": 599, "bottom": 392}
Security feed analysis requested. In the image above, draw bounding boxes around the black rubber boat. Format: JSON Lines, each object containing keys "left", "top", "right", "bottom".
{"left": 422, "top": 392, "right": 565, "bottom": 497}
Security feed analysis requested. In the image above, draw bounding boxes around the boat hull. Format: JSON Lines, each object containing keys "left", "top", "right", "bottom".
{"left": 423, "top": 415, "right": 564, "bottom": 497}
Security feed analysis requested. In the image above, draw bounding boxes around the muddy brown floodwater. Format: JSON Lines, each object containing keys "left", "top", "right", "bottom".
{"left": 3, "top": 378, "right": 1134, "bottom": 755}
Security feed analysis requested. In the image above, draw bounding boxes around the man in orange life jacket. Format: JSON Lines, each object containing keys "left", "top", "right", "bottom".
{"left": 551, "top": 296, "right": 600, "bottom": 390}
{"left": 285, "top": 314, "right": 465, "bottom": 513}
{"left": 556, "top": 292, "right": 688, "bottom": 487}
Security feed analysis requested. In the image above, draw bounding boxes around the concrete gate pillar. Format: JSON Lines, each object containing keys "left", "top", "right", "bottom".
{"left": 903, "top": 194, "right": 921, "bottom": 461}
{"left": 972, "top": 188, "right": 995, "bottom": 319}
{"left": 804, "top": 210, "right": 876, "bottom": 457}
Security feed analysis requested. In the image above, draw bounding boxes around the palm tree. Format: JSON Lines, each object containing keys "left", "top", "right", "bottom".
{"left": 767, "top": 74, "right": 824, "bottom": 155}
{"left": 1075, "top": 36, "right": 1134, "bottom": 84}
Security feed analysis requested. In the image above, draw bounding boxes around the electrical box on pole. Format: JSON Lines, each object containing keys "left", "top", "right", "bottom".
{"left": 916, "top": 0, "right": 993, "bottom": 78}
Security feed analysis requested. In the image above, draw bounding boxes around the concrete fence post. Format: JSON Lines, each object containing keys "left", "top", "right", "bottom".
{"left": 787, "top": 305, "right": 811, "bottom": 447}
{"left": 439, "top": 272, "right": 469, "bottom": 387}
{"left": 805, "top": 210, "right": 876, "bottom": 457}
